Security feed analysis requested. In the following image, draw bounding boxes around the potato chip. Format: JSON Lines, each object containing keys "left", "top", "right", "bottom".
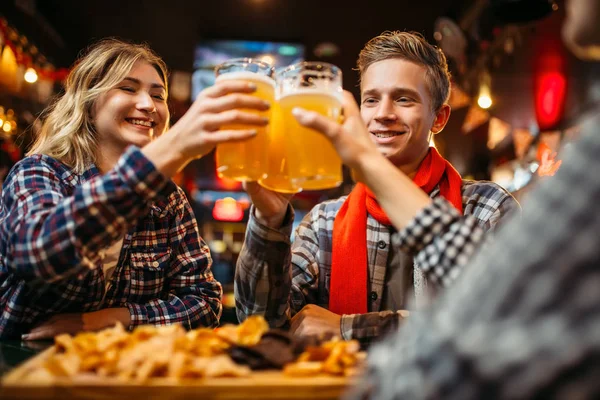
{"left": 17, "top": 316, "right": 363, "bottom": 383}
{"left": 283, "top": 361, "right": 323, "bottom": 377}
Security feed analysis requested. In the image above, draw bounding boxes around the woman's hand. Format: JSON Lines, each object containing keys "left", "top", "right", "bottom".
{"left": 23, "top": 313, "right": 85, "bottom": 340}
{"left": 143, "top": 80, "right": 271, "bottom": 178}
{"left": 22, "top": 308, "right": 131, "bottom": 341}
{"left": 291, "top": 90, "right": 381, "bottom": 175}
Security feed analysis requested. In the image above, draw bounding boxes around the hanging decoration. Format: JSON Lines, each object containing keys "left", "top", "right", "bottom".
{"left": 0, "top": 18, "right": 69, "bottom": 88}
{"left": 488, "top": 117, "right": 511, "bottom": 149}
{"left": 461, "top": 105, "right": 490, "bottom": 134}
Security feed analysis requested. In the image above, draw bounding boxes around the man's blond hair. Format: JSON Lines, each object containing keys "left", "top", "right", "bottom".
{"left": 28, "top": 39, "right": 169, "bottom": 173}
{"left": 357, "top": 31, "right": 451, "bottom": 111}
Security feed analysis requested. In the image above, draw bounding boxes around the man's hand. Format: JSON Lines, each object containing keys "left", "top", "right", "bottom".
{"left": 23, "top": 308, "right": 131, "bottom": 341}
{"left": 244, "top": 182, "right": 294, "bottom": 229}
{"left": 290, "top": 304, "right": 342, "bottom": 339}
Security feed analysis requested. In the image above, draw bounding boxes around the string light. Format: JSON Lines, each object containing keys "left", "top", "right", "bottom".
{"left": 24, "top": 67, "right": 38, "bottom": 83}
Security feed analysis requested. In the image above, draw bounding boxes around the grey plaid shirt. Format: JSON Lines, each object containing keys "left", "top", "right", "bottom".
{"left": 235, "top": 179, "right": 519, "bottom": 343}
{"left": 348, "top": 113, "right": 600, "bottom": 399}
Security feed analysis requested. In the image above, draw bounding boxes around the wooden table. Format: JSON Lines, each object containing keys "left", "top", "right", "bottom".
{"left": 1, "top": 347, "right": 354, "bottom": 400}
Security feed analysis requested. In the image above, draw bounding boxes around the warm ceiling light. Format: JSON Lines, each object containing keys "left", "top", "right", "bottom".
{"left": 3, "top": 121, "right": 12, "bottom": 133}
{"left": 477, "top": 70, "right": 493, "bottom": 109}
{"left": 24, "top": 67, "right": 38, "bottom": 83}
{"left": 477, "top": 93, "right": 493, "bottom": 109}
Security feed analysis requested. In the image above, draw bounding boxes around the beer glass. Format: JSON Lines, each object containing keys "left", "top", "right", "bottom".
{"left": 257, "top": 102, "right": 302, "bottom": 194}
{"left": 275, "top": 62, "right": 343, "bottom": 190}
{"left": 214, "top": 58, "right": 275, "bottom": 182}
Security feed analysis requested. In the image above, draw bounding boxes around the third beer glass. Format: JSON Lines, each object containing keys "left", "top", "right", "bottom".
{"left": 275, "top": 62, "right": 343, "bottom": 190}
{"left": 214, "top": 58, "right": 275, "bottom": 182}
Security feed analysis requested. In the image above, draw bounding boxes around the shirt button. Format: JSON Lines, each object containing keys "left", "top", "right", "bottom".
{"left": 370, "top": 291, "right": 378, "bottom": 301}
{"left": 377, "top": 240, "right": 386, "bottom": 249}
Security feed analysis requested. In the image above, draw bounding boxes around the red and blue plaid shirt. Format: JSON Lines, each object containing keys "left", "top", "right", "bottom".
{"left": 0, "top": 146, "right": 222, "bottom": 339}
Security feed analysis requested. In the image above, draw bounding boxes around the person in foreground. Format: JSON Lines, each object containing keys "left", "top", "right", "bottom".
{"left": 0, "top": 39, "right": 269, "bottom": 340}
{"left": 292, "top": 0, "right": 600, "bottom": 397}
{"left": 235, "top": 31, "right": 519, "bottom": 344}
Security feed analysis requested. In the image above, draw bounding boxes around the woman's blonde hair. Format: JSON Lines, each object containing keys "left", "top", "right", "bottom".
{"left": 28, "top": 38, "right": 169, "bottom": 173}
{"left": 357, "top": 31, "right": 451, "bottom": 112}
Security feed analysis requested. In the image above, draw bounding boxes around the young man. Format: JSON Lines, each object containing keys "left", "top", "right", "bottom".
{"left": 235, "top": 32, "right": 519, "bottom": 344}
{"left": 292, "top": 0, "right": 600, "bottom": 397}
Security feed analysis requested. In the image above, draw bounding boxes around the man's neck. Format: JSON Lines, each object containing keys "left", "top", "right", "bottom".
{"left": 394, "top": 150, "right": 430, "bottom": 179}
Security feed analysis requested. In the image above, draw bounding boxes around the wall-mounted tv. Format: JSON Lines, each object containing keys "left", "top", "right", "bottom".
{"left": 192, "top": 39, "right": 305, "bottom": 100}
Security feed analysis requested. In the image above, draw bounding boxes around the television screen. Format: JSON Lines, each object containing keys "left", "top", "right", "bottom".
{"left": 192, "top": 39, "right": 305, "bottom": 100}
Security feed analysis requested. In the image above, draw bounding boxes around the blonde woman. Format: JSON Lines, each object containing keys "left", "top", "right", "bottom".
{"left": 0, "top": 39, "right": 269, "bottom": 340}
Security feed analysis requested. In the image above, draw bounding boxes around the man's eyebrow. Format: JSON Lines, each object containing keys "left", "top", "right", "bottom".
{"left": 362, "top": 87, "right": 421, "bottom": 99}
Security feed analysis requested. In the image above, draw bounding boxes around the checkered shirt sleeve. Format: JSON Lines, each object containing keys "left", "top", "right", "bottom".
{"left": 347, "top": 115, "right": 600, "bottom": 400}
{"left": 393, "top": 197, "right": 486, "bottom": 287}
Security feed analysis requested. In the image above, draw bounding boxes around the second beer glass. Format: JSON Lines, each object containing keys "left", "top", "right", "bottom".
{"left": 274, "top": 62, "right": 343, "bottom": 190}
{"left": 214, "top": 59, "right": 275, "bottom": 182}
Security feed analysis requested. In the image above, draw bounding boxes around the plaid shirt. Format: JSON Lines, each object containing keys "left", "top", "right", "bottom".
{"left": 235, "top": 179, "right": 519, "bottom": 343}
{"left": 348, "top": 113, "right": 600, "bottom": 400}
{"left": 0, "top": 146, "right": 222, "bottom": 339}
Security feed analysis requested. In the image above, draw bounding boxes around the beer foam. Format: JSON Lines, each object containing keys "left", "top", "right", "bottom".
{"left": 278, "top": 89, "right": 342, "bottom": 102}
{"left": 216, "top": 71, "right": 275, "bottom": 87}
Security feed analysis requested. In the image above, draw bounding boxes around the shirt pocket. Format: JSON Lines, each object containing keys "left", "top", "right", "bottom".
{"left": 127, "top": 248, "right": 171, "bottom": 303}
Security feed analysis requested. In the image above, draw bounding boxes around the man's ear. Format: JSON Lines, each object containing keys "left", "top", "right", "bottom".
{"left": 431, "top": 104, "right": 451, "bottom": 134}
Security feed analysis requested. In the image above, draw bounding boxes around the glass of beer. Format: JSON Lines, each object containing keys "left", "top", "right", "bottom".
{"left": 275, "top": 62, "right": 343, "bottom": 190}
{"left": 257, "top": 101, "right": 302, "bottom": 194}
{"left": 214, "top": 58, "right": 275, "bottom": 182}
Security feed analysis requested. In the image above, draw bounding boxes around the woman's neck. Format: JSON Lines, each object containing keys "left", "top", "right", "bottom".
{"left": 95, "top": 145, "right": 123, "bottom": 175}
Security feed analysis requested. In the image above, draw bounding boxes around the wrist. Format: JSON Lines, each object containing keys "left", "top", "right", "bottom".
{"left": 141, "top": 129, "right": 188, "bottom": 178}
{"left": 254, "top": 206, "right": 288, "bottom": 229}
{"left": 83, "top": 308, "right": 131, "bottom": 331}
{"left": 353, "top": 151, "right": 389, "bottom": 182}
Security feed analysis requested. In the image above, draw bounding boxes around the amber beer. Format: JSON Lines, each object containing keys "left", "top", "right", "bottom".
{"left": 214, "top": 60, "right": 275, "bottom": 182}
{"left": 273, "top": 62, "right": 343, "bottom": 190}
{"left": 278, "top": 90, "right": 342, "bottom": 189}
{"left": 257, "top": 102, "right": 302, "bottom": 193}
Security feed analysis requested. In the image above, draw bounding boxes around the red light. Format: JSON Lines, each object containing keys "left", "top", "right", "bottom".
{"left": 535, "top": 71, "right": 567, "bottom": 131}
{"left": 216, "top": 175, "right": 242, "bottom": 191}
{"left": 212, "top": 197, "right": 244, "bottom": 222}
{"left": 533, "top": 43, "right": 567, "bottom": 131}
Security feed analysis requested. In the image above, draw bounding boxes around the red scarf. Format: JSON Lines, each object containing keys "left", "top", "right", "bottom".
{"left": 329, "top": 147, "right": 463, "bottom": 315}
